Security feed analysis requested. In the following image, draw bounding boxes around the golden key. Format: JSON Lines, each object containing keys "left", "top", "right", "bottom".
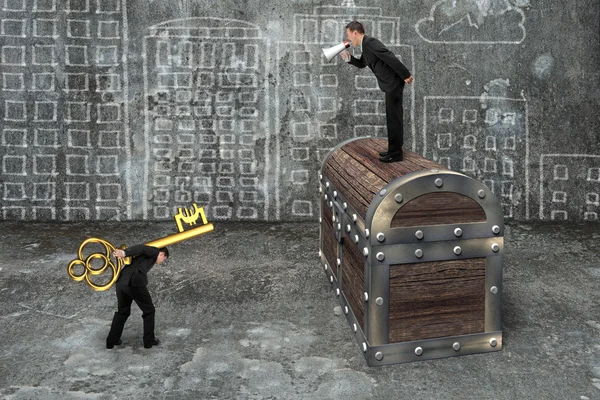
{"left": 67, "top": 203, "right": 214, "bottom": 292}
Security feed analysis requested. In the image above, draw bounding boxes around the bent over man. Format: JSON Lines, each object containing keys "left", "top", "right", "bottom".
{"left": 341, "top": 20, "right": 414, "bottom": 163}
{"left": 106, "top": 245, "right": 168, "bottom": 349}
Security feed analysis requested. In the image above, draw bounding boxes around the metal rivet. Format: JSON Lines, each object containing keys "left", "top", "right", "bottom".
{"left": 329, "top": 276, "right": 333, "bottom": 283}
{"left": 333, "top": 191, "right": 337, "bottom": 198}
{"left": 354, "top": 235, "right": 359, "bottom": 243}
{"left": 453, "top": 342, "right": 461, "bottom": 351}
{"left": 319, "top": 174, "right": 323, "bottom": 180}
{"left": 490, "top": 338, "right": 497, "bottom": 347}
{"left": 326, "top": 182, "right": 330, "bottom": 189}
{"left": 454, "top": 246, "right": 462, "bottom": 255}
{"left": 363, "top": 248, "right": 369, "bottom": 257}
{"left": 337, "top": 258, "right": 341, "bottom": 266}
{"left": 332, "top": 215, "right": 335, "bottom": 223}
{"left": 415, "top": 249, "right": 423, "bottom": 258}
{"left": 376, "top": 252, "right": 385, "bottom": 261}
{"left": 380, "top": 188, "right": 387, "bottom": 196}
{"left": 319, "top": 217, "right": 322, "bottom": 224}
{"left": 319, "top": 186, "right": 322, "bottom": 193}
{"left": 478, "top": 189, "right": 485, "bottom": 198}
{"left": 376, "top": 232, "right": 385, "bottom": 242}
{"left": 395, "top": 193, "right": 403, "bottom": 203}
{"left": 343, "top": 202, "right": 348, "bottom": 210}
{"left": 324, "top": 194, "right": 328, "bottom": 200}
{"left": 362, "top": 342, "right": 367, "bottom": 352}
{"left": 364, "top": 292, "right": 369, "bottom": 301}
{"left": 491, "top": 243, "right": 499, "bottom": 252}
{"left": 324, "top": 264, "right": 328, "bottom": 271}
{"left": 337, "top": 223, "right": 341, "bottom": 231}
{"left": 329, "top": 201, "right": 333, "bottom": 208}
{"left": 492, "top": 225, "right": 500, "bottom": 234}
{"left": 365, "top": 229, "right": 370, "bottom": 238}
{"left": 336, "top": 288, "right": 340, "bottom": 296}
{"left": 375, "top": 351, "right": 383, "bottom": 361}
{"left": 454, "top": 227, "right": 462, "bottom": 237}
{"left": 431, "top": 169, "right": 439, "bottom": 173}
{"left": 375, "top": 297, "right": 383, "bottom": 306}
{"left": 346, "top": 224, "right": 351, "bottom": 233}
{"left": 490, "top": 286, "right": 498, "bottom": 294}
{"left": 415, "top": 230, "right": 424, "bottom": 240}
{"left": 415, "top": 347, "right": 423, "bottom": 356}
{"left": 353, "top": 323, "right": 357, "bottom": 332}
{"left": 435, "top": 178, "right": 443, "bottom": 187}
{"left": 319, "top": 250, "right": 322, "bottom": 257}
{"left": 352, "top": 214, "right": 357, "bottom": 222}
{"left": 344, "top": 306, "right": 348, "bottom": 315}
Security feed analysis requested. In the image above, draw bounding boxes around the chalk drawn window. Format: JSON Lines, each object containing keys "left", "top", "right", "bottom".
{"left": 320, "top": 74, "right": 338, "bottom": 87}
{"left": 437, "top": 133, "right": 452, "bottom": 150}
{"left": 34, "top": 0, "right": 55, "bottom": 11}
{"left": 463, "top": 135, "right": 476, "bottom": 150}
{"left": 437, "top": 157, "right": 451, "bottom": 169}
{"left": 292, "top": 122, "right": 311, "bottom": 138}
{"left": 586, "top": 193, "right": 599, "bottom": 206}
{"left": 3, "top": 182, "right": 26, "bottom": 201}
{"left": 291, "top": 95, "right": 310, "bottom": 112}
{"left": 98, "top": 21, "right": 119, "bottom": 38}
{"left": 553, "top": 165, "right": 568, "bottom": 180}
{"left": 502, "top": 112, "right": 516, "bottom": 125}
{"left": 462, "top": 157, "right": 475, "bottom": 172}
{"left": 293, "top": 51, "right": 311, "bottom": 65}
{"left": 438, "top": 108, "right": 453, "bottom": 123}
{"left": 485, "top": 136, "right": 496, "bottom": 151}
{"left": 292, "top": 200, "right": 312, "bottom": 217}
{"left": 1, "top": 19, "right": 26, "bottom": 37}
{"left": 2, "top": 45, "right": 25, "bottom": 65}
{"left": 504, "top": 136, "right": 516, "bottom": 150}
{"left": 483, "top": 179, "right": 495, "bottom": 193}
{"left": 33, "top": 182, "right": 55, "bottom": 201}
{"left": 67, "top": 0, "right": 89, "bottom": 12}
{"left": 291, "top": 170, "right": 309, "bottom": 185}
{"left": 587, "top": 167, "right": 600, "bottom": 182}
{"left": 2, "top": 128, "right": 27, "bottom": 147}
{"left": 291, "top": 148, "right": 310, "bottom": 161}
{"left": 321, "top": 19, "right": 339, "bottom": 44}
{"left": 97, "top": 0, "right": 120, "bottom": 13}
{"left": 34, "top": 19, "right": 57, "bottom": 37}
{"left": 485, "top": 109, "right": 499, "bottom": 125}
{"left": 462, "top": 109, "right": 478, "bottom": 123}
{"left": 67, "top": 20, "right": 90, "bottom": 38}
{"left": 484, "top": 158, "right": 497, "bottom": 173}
{"left": 319, "top": 124, "right": 337, "bottom": 140}
{"left": 299, "top": 19, "right": 317, "bottom": 43}
{"left": 5, "top": 101, "right": 26, "bottom": 121}
{"left": 34, "top": 45, "right": 57, "bottom": 65}
{"left": 3, "top": 73, "right": 24, "bottom": 91}
{"left": 552, "top": 191, "right": 567, "bottom": 203}
{"left": 293, "top": 72, "right": 312, "bottom": 87}
{"left": 501, "top": 181, "right": 513, "bottom": 200}
{"left": 584, "top": 212, "right": 598, "bottom": 221}
{"left": 3, "top": 155, "right": 26, "bottom": 175}
{"left": 5, "top": 0, "right": 25, "bottom": 11}
{"left": 503, "top": 159, "right": 514, "bottom": 177}
{"left": 551, "top": 210, "right": 567, "bottom": 220}
{"left": 318, "top": 97, "right": 336, "bottom": 113}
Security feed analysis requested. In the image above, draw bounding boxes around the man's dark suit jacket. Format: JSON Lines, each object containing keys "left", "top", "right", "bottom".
{"left": 117, "top": 245, "right": 159, "bottom": 287}
{"left": 348, "top": 35, "right": 411, "bottom": 93}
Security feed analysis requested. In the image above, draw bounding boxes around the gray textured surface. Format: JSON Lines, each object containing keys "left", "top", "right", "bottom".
{"left": 0, "top": 221, "right": 599, "bottom": 399}
{"left": 1, "top": 0, "right": 599, "bottom": 222}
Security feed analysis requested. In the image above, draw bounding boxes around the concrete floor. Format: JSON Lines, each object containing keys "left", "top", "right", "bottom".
{"left": 0, "top": 221, "right": 598, "bottom": 400}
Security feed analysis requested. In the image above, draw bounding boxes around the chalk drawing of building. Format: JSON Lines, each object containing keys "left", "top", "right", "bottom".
{"left": 423, "top": 95, "right": 529, "bottom": 219}
{"left": 0, "top": 0, "right": 130, "bottom": 220}
{"left": 143, "top": 18, "right": 270, "bottom": 221}
{"left": 539, "top": 155, "right": 600, "bottom": 221}
{"left": 275, "top": 3, "right": 415, "bottom": 220}
{"left": 415, "top": 0, "right": 526, "bottom": 44}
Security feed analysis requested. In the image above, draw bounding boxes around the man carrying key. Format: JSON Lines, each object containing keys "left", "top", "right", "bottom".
{"left": 106, "top": 245, "right": 169, "bottom": 349}
{"left": 340, "top": 20, "right": 414, "bottom": 163}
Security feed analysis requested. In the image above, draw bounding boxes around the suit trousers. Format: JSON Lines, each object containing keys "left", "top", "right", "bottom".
{"left": 384, "top": 84, "right": 405, "bottom": 153}
{"left": 106, "top": 284, "right": 156, "bottom": 346}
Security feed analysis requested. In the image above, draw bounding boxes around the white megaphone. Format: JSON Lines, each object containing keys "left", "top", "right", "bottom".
{"left": 322, "top": 41, "right": 350, "bottom": 62}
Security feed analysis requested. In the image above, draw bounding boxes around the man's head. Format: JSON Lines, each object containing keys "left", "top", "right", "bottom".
{"left": 345, "top": 20, "right": 365, "bottom": 47}
{"left": 156, "top": 247, "right": 169, "bottom": 264}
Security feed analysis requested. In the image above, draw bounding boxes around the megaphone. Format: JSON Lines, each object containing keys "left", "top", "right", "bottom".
{"left": 322, "top": 41, "right": 350, "bottom": 62}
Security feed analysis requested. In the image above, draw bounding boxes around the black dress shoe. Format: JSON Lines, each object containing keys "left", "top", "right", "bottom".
{"left": 378, "top": 151, "right": 390, "bottom": 157}
{"left": 106, "top": 339, "right": 122, "bottom": 349}
{"left": 379, "top": 151, "right": 403, "bottom": 163}
{"left": 144, "top": 338, "right": 160, "bottom": 349}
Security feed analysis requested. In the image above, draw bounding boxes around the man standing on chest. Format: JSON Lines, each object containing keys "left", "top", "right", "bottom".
{"left": 106, "top": 244, "right": 169, "bottom": 349}
{"left": 341, "top": 20, "right": 414, "bottom": 163}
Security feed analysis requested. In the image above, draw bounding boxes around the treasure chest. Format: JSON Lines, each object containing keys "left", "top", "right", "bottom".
{"left": 319, "top": 137, "right": 504, "bottom": 366}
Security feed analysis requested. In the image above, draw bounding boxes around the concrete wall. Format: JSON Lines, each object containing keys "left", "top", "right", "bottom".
{"left": 1, "top": 0, "right": 599, "bottom": 222}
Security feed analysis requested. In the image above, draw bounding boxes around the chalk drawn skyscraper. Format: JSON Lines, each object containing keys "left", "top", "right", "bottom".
{"left": 143, "top": 18, "right": 270, "bottom": 221}
{"left": 275, "top": 2, "right": 415, "bottom": 220}
{"left": 0, "top": 0, "right": 130, "bottom": 220}
{"left": 423, "top": 95, "right": 529, "bottom": 219}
